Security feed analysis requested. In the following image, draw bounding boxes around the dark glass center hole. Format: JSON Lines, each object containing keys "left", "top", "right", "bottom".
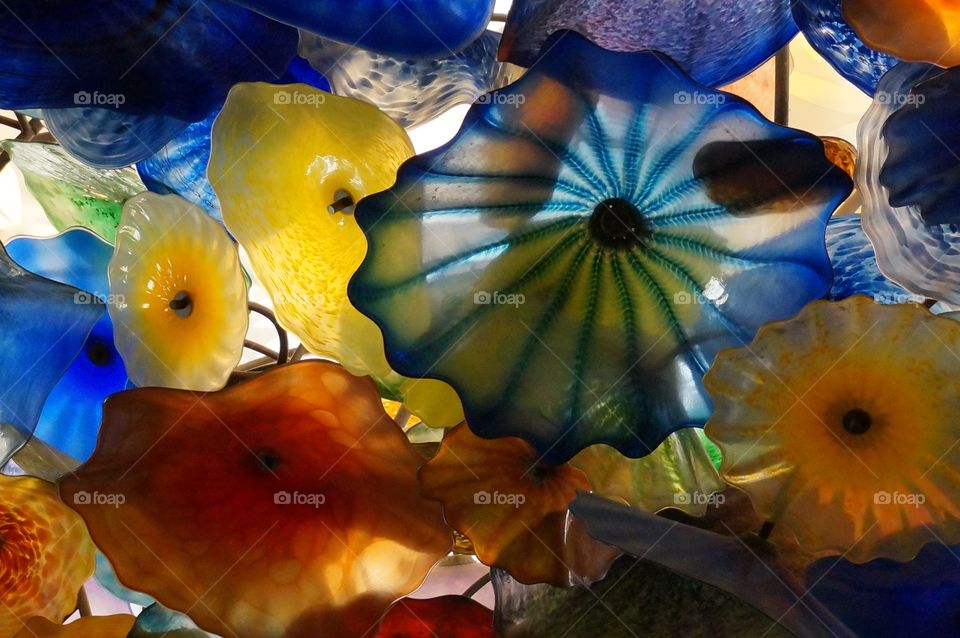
{"left": 589, "top": 198, "right": 650, "bottom": 249}
{"left": 169, "top": 290, "right": 193, "bottom": 318}
{"left": 86, "top": 339, "right": 112, "bottom": 366}
{"left": 255, "top": 449, "right": 282, "bottom": 474}
{"left": 842, "top": 408, "right": 872, "bottom": 435}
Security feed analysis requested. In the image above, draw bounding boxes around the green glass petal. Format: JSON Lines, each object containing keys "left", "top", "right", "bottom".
{"left": 3, "top": 141, "right": 145, "bottom": 242}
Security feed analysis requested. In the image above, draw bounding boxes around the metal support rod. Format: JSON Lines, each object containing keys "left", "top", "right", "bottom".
{"left": 77, "top": 586, "right": 92, "bottom": 617}
{"left": 774, "top": 45, "right": 790, "bottom": 127}
{"left": 248, "top": 302, "right": 289, "bottom": 364}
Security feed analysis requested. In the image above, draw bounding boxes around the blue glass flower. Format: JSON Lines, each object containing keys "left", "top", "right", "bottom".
{"left": 350, "top": 32, "right": 852, "bottom": 464}
{"left": 859, "top": 62, "right": 960, "bottom": 303}
{"left": 231, "top": 0, "right": 494, "bottom": 58}
{"left": 0, "top": 243, "right": 102, "bottom": 466}
{"left": 0, "top": 0, "right": 296, "bottom": 121}
{"left": 806, "top": 543, "right": 960, "bottom": 638}
{"left": 299, "top": 30, "right": 521, "bottom": 128}
{"left": 499, "top": 0, "right": 797, "bottom": 87}
{"left": 792, "top": 0, "right": 899, "bottom": 95}
{"left": 6, "top": 229, "right": 128, "bottom": 462}
{"left": 825, "top": 215, "right": 922, "bottom": 303}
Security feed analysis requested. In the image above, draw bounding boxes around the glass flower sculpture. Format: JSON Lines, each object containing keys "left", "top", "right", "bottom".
{"left": 209, "top": 82, "right": 462, "bottom": 426}
{"left": 2, "top": 141, "right": 144, "bottom": 242}
{"left": 0, "top": 244, "right": 102, "bottom": 465}
{"left": 5, "top": 229, "right": 129, "bottom": 462}
{"left": 230, "top": 0, "right": 494, "bottom": 58}
{"left": 792, "top": 0, "right": 899, "bottom": 94}
{"left": 419, "top": 424, "right": 590, "bottom": 585}
{"left": 12, "top": 616, "right": 134, "bottom": 638}
{"left": 108, "top": 193, "right": 247, "bottom": 391}
{"left": 858, "top": 62, "right": 960, "bottom": 303}
{"left": 60, "top": 361, "right": 451, "bottom": 638}
{"left": 705, "top": 296, "right": 960, "bottom": 562}
{"left": 824, "top": 215, "right": 922, "bottom": 304}
{"left": 0, "top": 475, "right": 96, "bottom": 636}
{"left": 299, "top": 30, "right": 522, "bottom": 129}
{"left": 375, "top": 596, "right": 495, "bottom": 638}
{"left": 499, "top": 0, "right": 797, "bottom": 87}
{"left": 350, "top": 31, "right": 853, "bottom": 463}
{"left": 844, "top": 0, "right": 960, "bottom": 68}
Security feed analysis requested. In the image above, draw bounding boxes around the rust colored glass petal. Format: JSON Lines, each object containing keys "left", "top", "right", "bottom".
{"left": 60, "top": 361, "right": 451, "bottom": 638}
{"left": 844, "top": 0, "right": 960, "bottom": 67}
{"left": 374, "top": 596, "right": 495, "bottom": 638}
{"left": 13, "top": 615, "right": 134, "bottom": 638}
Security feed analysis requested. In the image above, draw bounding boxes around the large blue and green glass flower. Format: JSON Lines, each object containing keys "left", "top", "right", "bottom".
{"left": 350, "top": 32, "right": 852, "bottom": 464}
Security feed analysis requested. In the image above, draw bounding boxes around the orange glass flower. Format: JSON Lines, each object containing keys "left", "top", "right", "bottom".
{"left": 13, "top": 615, "right": 134, "bottom": 638}
{"left": 705, "top": 296, "right": 960, "bottom": 562}
{"left": 844, "top": 0, "right": 960, "bottom": 67}
{"left": 419, "top": 424, "right": 590, "bottom": 586}
{"left": 0, "top": 476, "right": 95, "bottom": 638}
{"left": 60, "top": 361, "right": 452, "bottom": 638}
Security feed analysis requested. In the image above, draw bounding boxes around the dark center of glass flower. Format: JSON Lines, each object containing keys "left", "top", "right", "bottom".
{"left": 169, "top": 290, "right": 193, "bottom": 318}
{"left": 328, "top": 188, "right": 355, "bottom": 215}
{"left": 254, "top": 449, "right": 282, "bottom": 474}
{"left": 85, "top": 339, "right": 112, "bottom": 367}
{"left": 590, "top": 198, "right": 650, "bottom": 249}
{"left": 842, "top": 408, "right": 872, "bottom": 435}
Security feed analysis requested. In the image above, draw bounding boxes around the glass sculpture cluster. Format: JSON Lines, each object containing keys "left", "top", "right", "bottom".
{"left": 0, "top": 1, "right": 959, "bottom": 637}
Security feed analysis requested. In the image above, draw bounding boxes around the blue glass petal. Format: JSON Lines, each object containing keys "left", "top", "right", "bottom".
{"left": 299, "top": 30, "right": 520, "bottom": 128}
{"left": 43, "top": 107, "right": 190, "bottom": 169}
{"left": 792, "top": 0, "right": 899, "bottom": 95}
{"left": 0, "top": 0, "right": 296, "bottom": 121}
{"left": 0, "top": 244, "right": 102, "bottom": 465}
{"left": 806, "top": 543, "right": 960, "bottom": 638}
{"left": 350, "top": 31, "right": 852, "bottom": 464}
{"left": 880, "top": 67, "right": 960, "bottom": 225}
{"left": 229, "top": 0, "right": 494, "bottom": 58}
{"left": 136, "top": 57, "right": 329, "bottom": 220}
{"left": 500, "top": 0, "right": 797, "bottom": 87}
{"left": 95, "top": 552, "right": 155, "bottom": 608}
{"left": 858, "top": 62, "right": 960, "bottom": 303}
{"left": 5, "top": 229, "right": 128, "bottom": 462}
{"left": 133, "top": 603, "right": 217, "bottom": 637}
{"left": 825, "top": 215, "right": 923, "bottom": 303}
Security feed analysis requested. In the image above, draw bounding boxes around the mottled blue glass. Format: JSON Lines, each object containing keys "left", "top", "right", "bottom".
{"left": 230, "top": 0, "right": 494, "bottom": 58}
{"left": 299, "top": 30, "right": 520, "bottom": 128}
{"left": 825, "top": 215, "right": 922, "bottom": 303}
{"left": 6, "top": 229, "right": 128, "bottom": 462}
{"left": 0, "top": 0, "right": 296, "bottom": 121}
{"left": 0, "top": 244, "right": 102, "bottom": 466}
{"left": 791, "top": 0, "right": 899, "bottom": 95}
{"left": 806, "top": 543, "right": 960, "bottom": 638}
{"left": 881, "top": 67, "right": 960, "bottom": 225}
{"left": 500, "top": 0, "right": 797, "bottom": 87}
{"left": 350, "top": 32, "right": 852, "bottom": 464}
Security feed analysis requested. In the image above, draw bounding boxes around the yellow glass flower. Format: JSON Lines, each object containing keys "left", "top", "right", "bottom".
{"left": 108, "top": 192, "right": 247, "bottom": 391}
{"left": 13, "top": 615, "right": 134, "bottom": 638}
{"left": 208, "top": 82, "right": 462, "bottom": 426}
{"left": 0, "top": 475, "right": 95, "bottom": 637}
{"left": 705, "top": 296, "right": 960, "bottom": 563}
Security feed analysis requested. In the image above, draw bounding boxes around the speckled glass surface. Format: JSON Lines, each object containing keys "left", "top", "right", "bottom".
{"left": 858, "top": 62, "right": 960, "bottom": 303}
{"left": 299, "top": 30, "right": 522, "bottom": 128}
{"left": 792, "top": 0, "right": 899, "bottom": 95}
{"left": 500, "top": 0, "right": 797, "bottom": 87}
{"left": 350, "top": 32, "right": 852, "bottom": 464}
{"left": 6, "top": 229, "right": 129, "bottom": 462}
